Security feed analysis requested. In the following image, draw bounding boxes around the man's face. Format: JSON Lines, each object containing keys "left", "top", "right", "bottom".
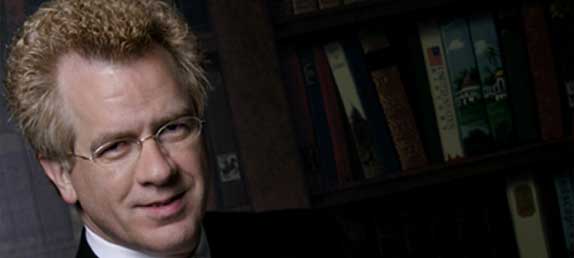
{"left": 47, "top": 46, "right": 207, "bottom": 256}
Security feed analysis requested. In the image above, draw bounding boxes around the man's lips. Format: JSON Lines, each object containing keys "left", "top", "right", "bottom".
{"left": 141, "top": 192, "right": 185, "bottom": 207}
{"left": 136, "top": 192, "right": 186, "bottom": 219}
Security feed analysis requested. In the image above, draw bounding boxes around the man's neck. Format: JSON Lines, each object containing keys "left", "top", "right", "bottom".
{"left": 84, "top": 226, "right": 210, "bottom": 258}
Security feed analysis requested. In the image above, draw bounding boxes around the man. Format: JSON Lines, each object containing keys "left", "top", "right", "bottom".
{"left": 4, "top": 0, "right": 210, "bottom": 257}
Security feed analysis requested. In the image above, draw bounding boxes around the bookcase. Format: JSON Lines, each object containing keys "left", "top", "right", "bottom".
{"left": 200, "top": 0, "right": 574, "bottom": 257}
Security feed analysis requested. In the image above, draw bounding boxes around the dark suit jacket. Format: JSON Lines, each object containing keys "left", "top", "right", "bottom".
{"left": 76, "top": 209, "right": 348, "bottom": 258}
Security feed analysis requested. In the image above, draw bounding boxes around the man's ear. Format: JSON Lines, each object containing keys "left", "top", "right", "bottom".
{"left": 39, "top": 157, "right": 78, "bottom": 205}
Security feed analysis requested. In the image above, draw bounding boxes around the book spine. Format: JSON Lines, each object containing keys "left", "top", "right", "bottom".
{"left": 342, "top": 37, "right": 401, "bottom": 176}
{"left": 282, "top": 47, "right": 321, "bottom": 193}
{"left": 418, "top": 20, "right": 464, "bottom": 161}
{"left": 469, "top": 14, "right": 514, "bottom": 149}
{"left": 314, "top": 47, "right": 354, "bottom": 185}
{"left": 522, "top": 2, "right": 564, "bottom": 140}
{"left": 358, "top": 25, "right": 428, "bottom": 171}
{"left": 550, "top": 11, "right": 574, "bottom": 136}
{"left": 404, "top": 23, "right": 444, "bottom": 164}
{"left": 370, "top": 66, "right": 428, "bottom": 171}
{"left": 506, "top": 174, "right": 551, "bottom": 258}
{"left": 495, "top": 7, "right": 540, "bottom": 145}
{"left": 553, "top": 169, "right": 574, "bottom": 257}
{"left": 441, "top": 17, "right": 494, "bottom": 156}
{"left": 292, "top": 0, "right": 318, "bottom": 15}
{"left": 297, "top": 46, "right": 338, "bottom": 192}
{"left": 324, "top": 41, "right": 383, "bottom": 178}
{"left": 204, "top": 56, "right": 250, "bottom": 210}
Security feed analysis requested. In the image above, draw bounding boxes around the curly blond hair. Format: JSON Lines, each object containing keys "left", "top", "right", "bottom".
{"left": 4, "top": 0, "right": 207, "bottom": 164}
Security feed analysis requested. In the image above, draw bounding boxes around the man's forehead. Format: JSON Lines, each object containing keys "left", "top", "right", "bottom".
{"left": 54, "top": 47, "right": 191, "bottom": 139}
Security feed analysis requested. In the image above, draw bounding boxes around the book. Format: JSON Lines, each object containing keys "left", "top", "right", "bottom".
{"left": 441, "top": 17, "right": 494, "bottom": 156}
{"left": 469, "top": 14, "right": 514, "bottom": 148}
{"left": 292, "top": 0, "right": 318, "bottom": 14}
{"left": 522, "top": 2, "right": 564, "bottom": 140}
{"left": 402, "top": 22, "right": 444, "bottom": 165}
{"left": 341, "top": 36, "right": 401, "bottom": 176}
{"left": 281, "top": 47, "right": 321, "bottom": 193}
{"left": 296, "top": 46, "right": 338, "bottom": 191}
{"left": 324, "top": 40, "right": 400, "bottom": 178}
{"left": 418, "top": 20, "right": 465, "bottom": 161}
{"left": 203, "top": 55, "right": 250, "bottom": 210}
{"left": 314, "top": 46, "right": 354, "bottom": 185}
{"left": 506, "top": 174, "right": 551, "bottom": 258}
{"left": 370, "top": 67, "right": 428, "bottom": 171}
{"left": 550, "top": 9, "right": 574, "bottom": 136}
{"left": 553, "top": 169, "right": 574, "bottom": 257}
{"left": 495, "top": 7, "right": 540, "bottom": 145}
{"left": 359, "top": 25, "right": 428, "bottom": 171}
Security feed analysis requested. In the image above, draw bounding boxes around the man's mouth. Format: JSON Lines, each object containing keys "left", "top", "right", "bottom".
{"left": 139, "top": 192, "right": 186, "bottom": 219}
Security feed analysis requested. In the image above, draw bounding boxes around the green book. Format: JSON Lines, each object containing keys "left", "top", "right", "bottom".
{"left": 441, "top": 18, "right": 494, "bottom": 156}
{"left": 469, "top": 14, "right": 514, "bottom": 148}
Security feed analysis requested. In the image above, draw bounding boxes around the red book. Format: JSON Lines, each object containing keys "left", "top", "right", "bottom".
{"left": 314, "top": 46, "right": 353, "bottom": 185}
{"left": 522, "top": 2, "right": 564, "bottom": 140}
{"left": 283, "top": 47, "right": 321, "bottom": 192}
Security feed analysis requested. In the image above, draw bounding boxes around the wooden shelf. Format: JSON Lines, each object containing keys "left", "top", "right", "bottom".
{"left": 311, "top": 138, "right": 574, "bottom": 208}
{"left": 272, "top": 0, "right": 526, "bottom": 40}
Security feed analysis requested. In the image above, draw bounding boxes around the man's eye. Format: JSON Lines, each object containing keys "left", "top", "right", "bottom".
{"left": 94, "top": 140, "right": 132, "bottom": 161}
{"left": 159, "top": 122, "right": 192, "bottom": 141}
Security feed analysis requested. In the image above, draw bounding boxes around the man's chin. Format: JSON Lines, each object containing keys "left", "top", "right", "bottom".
{"left": 133, "top": 222, "right": 201, "bottom": 257}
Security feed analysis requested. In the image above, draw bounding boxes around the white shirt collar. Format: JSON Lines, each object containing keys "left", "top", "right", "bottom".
{"left": 85, "top": 226, "right": 210, "bottom": 258}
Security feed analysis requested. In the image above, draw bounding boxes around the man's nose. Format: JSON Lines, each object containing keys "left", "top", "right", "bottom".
{"left": 134, "top": 139, "right": 177, "bottom": 186}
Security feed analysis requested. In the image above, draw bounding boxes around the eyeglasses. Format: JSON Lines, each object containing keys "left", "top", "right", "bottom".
{"left": 70, "top": 116, "right": 204, "bottom": 172}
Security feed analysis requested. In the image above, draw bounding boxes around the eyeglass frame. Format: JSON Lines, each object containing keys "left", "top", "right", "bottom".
{"left": 68, "top": 115, "right": 204, "bottom": 170}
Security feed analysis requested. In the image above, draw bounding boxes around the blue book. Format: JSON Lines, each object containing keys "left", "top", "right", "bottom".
{"left": 554, "top": 169, "right": 574, "bottom": 257}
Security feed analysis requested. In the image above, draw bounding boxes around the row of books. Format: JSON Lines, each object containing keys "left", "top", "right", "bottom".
{"left": 280, "top": 3, "right": 571, "bottom": 193}
{"left": 271, "top": 0, "right": 369, "bottom": 17}
{"left": 334, "top": 171, "right": 574, "bottom": 258}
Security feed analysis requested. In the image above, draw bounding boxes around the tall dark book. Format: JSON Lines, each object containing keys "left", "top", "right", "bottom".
{"left": 495, "top": 7, "right": 540, "bottom": 145}
{"left": 550, "top": 7, "right": 574, "bottom": 136}
{"left": 296, "top": 45, "right": 338, "bottom": 192}
{"left": 522, "top": 2, "right": 564, "bottom": 140}
{"left": 204, "top": 55, "right": 250, "bottom": 210}
{"left": 314, "top": 46, "right": 354, "bottom": 185}
{"left": 341, "top": 35, "right": 401, "bottom": 175}
{"left": 359, "top": 25, "right": 428, "bottom": 171}
{"left": 403, "top": 21, "right": 445, "bottom": 164}
{"left": 324, "top": 39, "right": 400, "bottom": 179}
{"left": 281, "top": 47, "right": 322, "bottom": 193}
